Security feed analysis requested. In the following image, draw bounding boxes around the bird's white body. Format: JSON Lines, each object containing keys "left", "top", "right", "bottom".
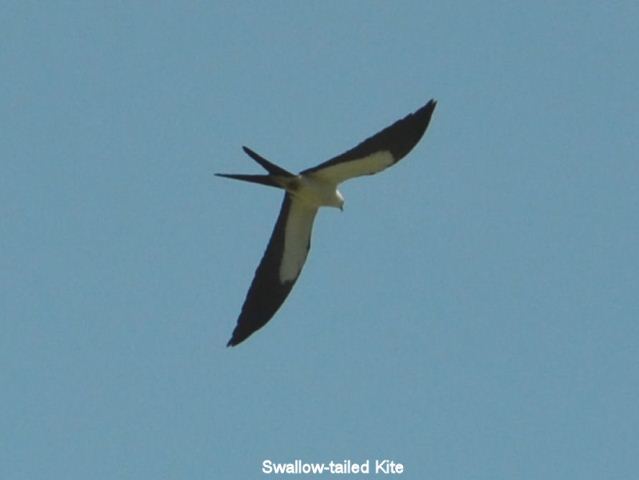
{"left": 284, "top": 175, "right": 344, "bottom": 210}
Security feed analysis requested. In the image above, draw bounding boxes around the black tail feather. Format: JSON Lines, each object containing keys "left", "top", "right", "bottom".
{"left": 242, "top": 146, "right": 295, "bottom": 177}
{"left": 215, "top": 173, "right": 282, "bottom": 188}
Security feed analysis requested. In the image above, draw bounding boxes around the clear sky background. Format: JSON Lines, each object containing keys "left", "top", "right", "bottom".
{"left": 2, "top": 2, "right": 638, "bottom": 479}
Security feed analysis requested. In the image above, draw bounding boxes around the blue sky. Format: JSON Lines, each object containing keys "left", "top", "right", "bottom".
{"left": 2, "top": 2, "right": 638, "bottom": 479}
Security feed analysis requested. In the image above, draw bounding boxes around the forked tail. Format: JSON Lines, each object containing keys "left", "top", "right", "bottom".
{"left": 215, "top": 146, "right": 296, "bottom": 188}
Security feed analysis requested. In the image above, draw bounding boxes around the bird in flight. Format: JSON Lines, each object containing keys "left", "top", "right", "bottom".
{"left": 218, "top": 99, "right": 437, "bottom": 346}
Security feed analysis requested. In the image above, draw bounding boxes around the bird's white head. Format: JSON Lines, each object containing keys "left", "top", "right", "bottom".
{"left": 335, "top": 191, "right": 345, "bottom": 211}
{"left": 324, "top": 188, "right": 344, "bottom": 211}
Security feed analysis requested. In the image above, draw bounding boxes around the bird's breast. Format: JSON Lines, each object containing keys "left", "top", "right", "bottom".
{"left": 288, "top": 175, "right": 342, "bottom": 209}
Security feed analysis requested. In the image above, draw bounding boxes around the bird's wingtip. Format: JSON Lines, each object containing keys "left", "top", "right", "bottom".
{"left": 226, "top": 329, "right": 246, "bottom": 347}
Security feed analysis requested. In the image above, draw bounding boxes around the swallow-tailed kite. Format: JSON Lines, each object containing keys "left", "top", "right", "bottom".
{"left": 218, "top": 99, "right": 437, "bottom": 346}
